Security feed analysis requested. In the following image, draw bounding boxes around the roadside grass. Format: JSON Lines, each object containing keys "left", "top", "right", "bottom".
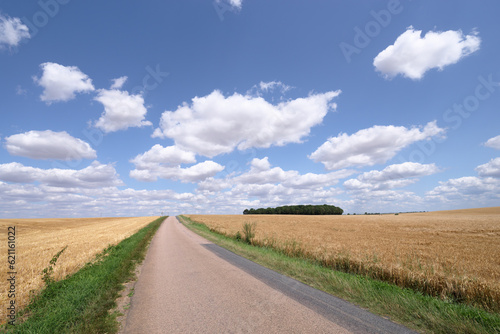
{"left": 2, "top": 216, "right": 165, "bottom": 334}
{"left": 179, "top": 215, "right": 500, "bottom": 334}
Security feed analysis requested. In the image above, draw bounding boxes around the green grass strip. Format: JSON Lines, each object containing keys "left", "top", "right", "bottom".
{"left": 4, "top": 217, "right": 165, "bottom": 334}
{"left": 179, "top": 215, "right": 500, "bottom": 334}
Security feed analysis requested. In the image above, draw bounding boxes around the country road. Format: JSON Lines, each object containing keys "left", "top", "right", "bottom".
{"left": 122, "top": 216, "right": 415, "bottom": 333}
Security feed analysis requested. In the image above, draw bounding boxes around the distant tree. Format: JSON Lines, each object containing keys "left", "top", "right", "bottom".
{"left": 242, "top": 204, "right": 343, "bottom": 215}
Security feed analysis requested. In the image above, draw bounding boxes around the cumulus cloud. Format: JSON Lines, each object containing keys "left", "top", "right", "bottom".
{"left": 110, "top": 76, "right": 128, "bottom": 89}
{"left": 130, "top": 160, "right": 224, "bottom": 183}
{"left": 309, "top": 121, "right": 445, "bottom": 170}
{"left": 5, "top": 130, "right": 96, "bottom": 160}
{"left": 0, "top": 13, "right": 30, "bottom": 49}
{"left": 215, "top": 0, "right": 242, "bottom": 10}
{"left": 427, "top": 176, "right": 500, "bottom": 197}
{"left": 0, "top": 178, "right": 225, "bottom": 218}
{"left": 94, "top": 89, "right": 152, "bottom": 132}
{"left": 194, "top": 157, "right": 353, "bottom": 213}
{"left": 34, "top": 62, "right": 95, "bottom": 103}
{"left": 153, "top": 89, "right": 340, "bottom": 157}
{"left": 131, "top": 145, "right": 196, "bottom": 168}
{"left": 374, "top": 27, "right": 481, "bottom": 80}
{"left": 484, "top": 135, "right": 500, "bottom": 150}
{"left": 0, "top": 163, "right": 40, "bottom": 183}
{"left": 344, "top": 162, "right": 441, "bottom": 191}
{"left": 234, "top": 157, "right": 354, "bottom": 188}
{"left": 223, "top": 182, "right": 344, "bottom": 209}
{"left": 344, "top": 178, "right": 415, "bottom": 191}
{"left": 358, "top": 162, "right": 441, "bottom": 182}
{"left": 234, "top": 157, "right": 288, "bottom": 184}
{"left": 0, "top": 161, "right": 123, "bottom": 188}
{"left": 346, "top": 187, "right": 424, "bottom": 213}
{"left": 229, "top": 0, "right": 242, "bottom": 8}
{"left": 197, "top": 177, "right": 233, "bottom": 192}
{"left": 425, "top": 158, "right": 500, "bottom": 208}
{"left": 475, "top": 157, "right": 500, "bottom": 178}
{"left": 130, "top": 144, "right": 221, "bottom": 182}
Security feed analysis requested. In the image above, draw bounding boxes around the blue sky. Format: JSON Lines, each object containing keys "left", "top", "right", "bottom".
{"left": 1, "top": 0, "right": 499, "bottom": 218}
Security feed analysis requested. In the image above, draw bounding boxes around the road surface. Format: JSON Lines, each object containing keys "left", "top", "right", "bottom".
{"left": 122, "top": 216, "right": 415, "bottom": 333}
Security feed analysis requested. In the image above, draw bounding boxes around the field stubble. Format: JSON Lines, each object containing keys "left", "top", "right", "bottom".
{"left": 0, "top": 216, "right": 159, "bottom": 323}
{"left": 187, "top": 207, "right": 500, "bottom": 312}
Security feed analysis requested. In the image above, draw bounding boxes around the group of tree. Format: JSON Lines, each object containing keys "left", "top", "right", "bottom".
{"left": 243, "top": 204, "right": 343, "bottom": 215}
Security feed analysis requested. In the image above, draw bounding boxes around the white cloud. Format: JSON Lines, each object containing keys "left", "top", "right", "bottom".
{"left": 0, "top": 180, "right": 209, "bottom": 218}
{"left": 346, "top": 188, "right": 424, "bottom": 214}
{"left": 374, "top": 27, "right": 481, "bottom": 80}
{"left": 34, "top": 62, "right": 95, "bottom": 103}
{"left": 346, "top": 178, "right": 419, "bottom": 191}
{"left": 0, "top": 13, "right": 30, "bottom": 49}
{"left": 173, "top": 161, "right": 225, "bottom": 182}
{"left": 358, "top": 162, "right": 441, "bottom": 183}
{"left": 246, "top": 81, "right": 294, "bottom": 98}
{"left": 233, "top": 157, "right": 354, "bottom": 188}
{"left": 131, "top": 144, "right": 196, "bottom": 168}
{"left": 223, "top": 182, "right": 344, "bottom": 210}
{"left": 344, "top": 162, "right": 440, "bottom": 191}
{"left": 230, "top": 0, "right": 242, "bottom": 9}
{"left": 0, "top": 157, "right": 438, "bottom": 218}
{"left": 484, "top": 135, "right": 500, "bottom": 150}
{"left": 0, "top": 163, "right": 41, "bottom": 183}
{"left": 130, "top": 144, "right": 220, "bottom": 183}
{"left": 283, "top": 170, "right": 355, "bottom": 189}
{"left": 215, "top": 0, "right": 242, "bottom": 10}
{"left": 259, "top": 81, "right": 292, "bottom": 93}
{"left": 423, "top": 158, "right": 500, "bottom": 210}
{"left": 194, "top": 157, "right": 352, "bottom": 213}
{"left": 234, "top": 157, "right": 288, "bottom": 184}
{"left": 309, "top": 121, "right": 445, "bottom": 170}
{"left": 130, "top": 160, "right": 224, "bottom": 183}
{"left": 5, "top": 130, "right": 96, "bottom": 160}
{"left": 153, "top": 89, "right": 340, "bottom": 157}
{"left": 0, "top": 161, "right": 123, "bottom": 188}
{"left": 475, "top": 157, "right": 500, "bottom": 178}
{"left": 427, "top": 176, "right": 500, "bottom": 197}
{"left": 197, "top": 177, "right": 233, "bottom": 192}
{"left": 110, "top": 76, "right": 128, "bottom": 89}
{"left": 94, "top": 89, "right": 152, "bottom": 132}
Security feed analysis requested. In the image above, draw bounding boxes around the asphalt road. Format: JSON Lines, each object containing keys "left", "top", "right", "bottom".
{"left": 122, "top": 216, "right": 416, "bottom": 333}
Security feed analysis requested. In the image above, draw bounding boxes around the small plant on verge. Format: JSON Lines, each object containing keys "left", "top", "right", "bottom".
{"left": 242, "top": 222, "right": 256, "bottom": 244}
{"left": 41, "top": 246, "right": 68, "bottom": 286}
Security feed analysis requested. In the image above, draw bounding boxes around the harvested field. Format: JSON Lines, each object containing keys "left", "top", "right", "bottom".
{"left": 0, "top": 216, "right": 159, "bottom": 322}
{"left": 186, "top": 207, "right": 500, "bottom": 311}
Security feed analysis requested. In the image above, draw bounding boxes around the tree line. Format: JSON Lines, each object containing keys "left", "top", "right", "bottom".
{"left": 243, "top": 204, "right": 343, "bottom": 215}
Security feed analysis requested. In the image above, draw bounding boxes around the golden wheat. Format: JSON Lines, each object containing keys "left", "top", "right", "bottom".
{"left": 0, "top": 216, "right": 159, "bottom": 322}
{"left": 187, "top": 207, "right": 500, "bottom": 310}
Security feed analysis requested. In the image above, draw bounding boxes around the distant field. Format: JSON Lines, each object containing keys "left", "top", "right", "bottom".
{"left": 187, "top": 207, "right": 500, "bottom": 310}
{"left": 0, "top": 216, "right": 159, "bottom": 322}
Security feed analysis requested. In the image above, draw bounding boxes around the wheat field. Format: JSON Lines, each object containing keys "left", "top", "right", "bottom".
{"left": 0, "top": 216, "right": 159, "bottom": 322}
{"left": 186, "top": 207, "right": 500, "bottom": 310}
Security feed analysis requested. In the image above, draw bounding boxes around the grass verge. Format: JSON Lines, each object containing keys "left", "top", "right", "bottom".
{"left": 179, "top": 215, "right": 500, "bottom": 334}
{"left": 3, "top": 216, "right": 165, "bottom": 334}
